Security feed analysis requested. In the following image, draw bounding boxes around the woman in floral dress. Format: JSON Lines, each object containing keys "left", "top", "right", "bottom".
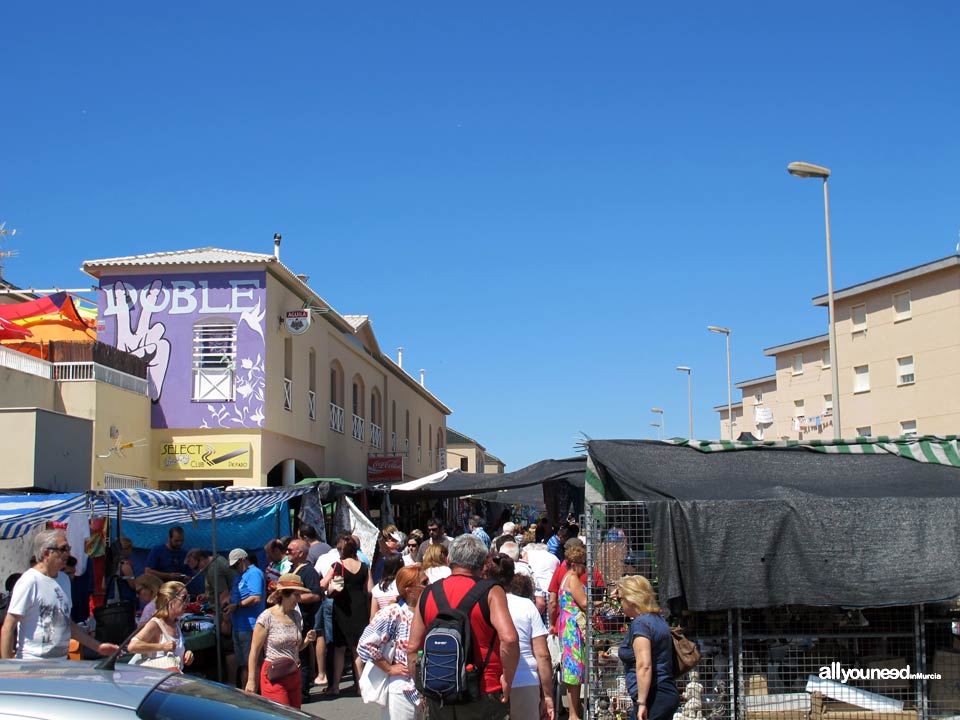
{"left": 558, "top": 545, "right": 588, "bottom": 720}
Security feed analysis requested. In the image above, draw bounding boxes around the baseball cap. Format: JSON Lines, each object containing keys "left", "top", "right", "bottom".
{"left": 228, "top": 548, "right": 248, "bottom": 567}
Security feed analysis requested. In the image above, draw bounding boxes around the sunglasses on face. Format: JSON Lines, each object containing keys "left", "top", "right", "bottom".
{"left": 428, "top": 527, "right": 440, "bottom": 533}
{"left": 47, "top": 544, "right": 71, "bottom": 554}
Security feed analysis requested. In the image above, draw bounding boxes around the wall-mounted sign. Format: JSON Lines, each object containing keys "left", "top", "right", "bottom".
{"left": 284, "top": 309, "right": 311, "bottom": 335}
{"left": 367, "top": 455, "right": 404, "bottom": 484}
{"left": 160, "top": 442, "right": 251, "bottom": 470}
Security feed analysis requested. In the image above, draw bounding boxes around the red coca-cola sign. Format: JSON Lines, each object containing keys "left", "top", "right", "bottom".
{"left": 367, "top": 455, "right": 404, "bottom": 483}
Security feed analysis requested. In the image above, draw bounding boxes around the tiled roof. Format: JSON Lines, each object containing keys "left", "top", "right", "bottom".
{"left": 82, "top": 247, "right": 275, "bottom": 272}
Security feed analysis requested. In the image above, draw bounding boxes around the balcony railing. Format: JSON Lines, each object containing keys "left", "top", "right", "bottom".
{"left": 308, "top": 390, "right": 316, "bottom": 421}
{"left": 437, "top": 449, "right": 447, "bottom": 468}
{"left": 0, "top": 345, "right": 52, "bottom": 379}
{"left": 390, "top": 431, "right": 397, "bottom": 452}
{"left": 283, "top": 378, "right": 292, "bottom": 411}
{"left": 352, "top": 413, "right": 365, "bottom": 442}
{"left": 329, "top": 403, "right": 345, "bottom": 433}
{"left": 54, "top": 361, "right": 149, "bottom": 396}
{"left": 404, "top": 438, "right": 410, "bottom": 457}
{"left": 417, "top": 445, "right": 422, "bottom": 464}
{"left": 370, "top": 423, "right": 383, "bottom": 449}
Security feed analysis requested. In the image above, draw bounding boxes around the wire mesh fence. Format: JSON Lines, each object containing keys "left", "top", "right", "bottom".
{"left": 585, "top": 501, "right": 960, "bottom": 720}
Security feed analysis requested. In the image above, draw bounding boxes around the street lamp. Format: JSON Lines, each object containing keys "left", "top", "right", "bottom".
{"left": 649, "top": 421, "right": 661, "bottom": 439}
{"left": 650, "top": 408, "right": 664, "bottom": 440}
{"left": 676, "top": 366, "right": 693, "bottom": 439}
{"left": 707, "top": 326, "right": 733, "bottom": 440}
{"left": 788, "top": 161, "right": 841, "bottom": 439}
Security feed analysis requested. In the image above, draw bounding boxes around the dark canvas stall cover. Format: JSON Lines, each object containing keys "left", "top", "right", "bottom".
{"left": 395, "top": 457, "right": 585, "bottom": 499}
{"left": 587, "top": 439, "right": 960, "bottom": 611}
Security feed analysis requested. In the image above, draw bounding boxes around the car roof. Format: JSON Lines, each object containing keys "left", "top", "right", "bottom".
{"left": 0, "top": 660, "right": 169, "bottom": 709}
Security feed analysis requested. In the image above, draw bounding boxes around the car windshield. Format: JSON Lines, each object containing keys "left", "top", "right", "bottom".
{"left": 137, "top": 674, "right": 317, "bottom": 719}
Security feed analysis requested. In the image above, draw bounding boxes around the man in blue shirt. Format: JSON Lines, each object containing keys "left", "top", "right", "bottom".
{"left": 468, "top": 515, "right": 491, "bottom": 549}
{"left": 225, "top": 548, "right": 265, "bottom": 689}
{"left": 145, "top": 526, "right": 188, "bottom": 583}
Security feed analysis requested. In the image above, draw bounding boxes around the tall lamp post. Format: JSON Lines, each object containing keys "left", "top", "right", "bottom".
{"left": 676, "top": 366, "right": 693, "bottom": 439}
{"left": 651, "top": 408, "right": 665, "bottom": 440}
{"left": 707, "top": 326, "right": 733, "bottom": 440}
{"left": 788, "top": 161, "right": 841, "bottom": 439}
{"left": 649, "top": 421, "right": 661, "bottom": 440}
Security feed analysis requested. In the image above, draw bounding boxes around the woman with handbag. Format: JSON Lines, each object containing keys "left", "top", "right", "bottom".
{"left": 245, "top": 573, "right": 317, "bottom": 708}
{"left": 356, "top": 564, "right": 427, "bottom": 720}
{"left": 558, "top": 545, "right": 588, "bottom": 720}
{"left": 616, "top": 575, "right": 680, "bottom": 720}
{"left": 320, "top": 535, "right": 372, "bottom": 696}
{"left": 128, "top": 581, "right": 193, "bottom": 671}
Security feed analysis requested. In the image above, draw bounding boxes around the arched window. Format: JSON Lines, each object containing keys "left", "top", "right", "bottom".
{"left": 370, "top": 387, "right": 382, "bottom": 426}
{"left": 329, "top": 360, "right": 344, "bottom": 407}
{"left": 192, "top": 318, "right": 237, "bottom": 401}
{"left": 428, "top": 424, "right": 433, "bottom": 467}
{"left": 352, "top": 374, "right": 366, "bottom": 417}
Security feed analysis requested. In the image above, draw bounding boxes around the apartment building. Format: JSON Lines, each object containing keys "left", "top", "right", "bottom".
{"left": 444, "top": 428, "right": 506, "bottom": 474}
{"left": 717, "top": 255, "right": 960, "bottom": 440}
{"left": 82, "top": 246, "right": 451, "bottom": 488}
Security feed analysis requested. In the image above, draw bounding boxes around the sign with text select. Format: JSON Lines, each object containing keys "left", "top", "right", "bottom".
{"left": 367, "top": 455, "right": 404, "bottom": 484}
{"left": 160, "top": 442, "right": 251, "bottom": 470}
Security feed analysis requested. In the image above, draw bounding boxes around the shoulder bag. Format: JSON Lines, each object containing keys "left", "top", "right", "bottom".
{"left": 327, "top": 562, "right": 345, "bottom": 597}
{"left": 359, "top": 639, "right": 395, "bottom": 706}
{"left": 266, "top": 656, "right": 300, "bottom": 682}
{"left": 670, "top": 625, "right": 701, "bottom": 677}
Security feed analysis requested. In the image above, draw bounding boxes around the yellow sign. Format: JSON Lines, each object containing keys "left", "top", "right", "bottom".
{"left": 160, "top": 442, "right": 251, "bottom": 471}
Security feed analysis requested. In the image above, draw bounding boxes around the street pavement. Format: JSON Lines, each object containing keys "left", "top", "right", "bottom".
{"left": 301, "top": 678, "right": 380, "bottom": 720}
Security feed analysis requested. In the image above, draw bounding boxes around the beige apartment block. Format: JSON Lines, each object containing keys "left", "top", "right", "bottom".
{"left": 717, "top": 255, "right": 960, "bottom": 440}
{"left": 444, "top": 428, "right": 504, "bottom": 473}
{"left": 483, "top": 452, "right": 506, "bottom": 474}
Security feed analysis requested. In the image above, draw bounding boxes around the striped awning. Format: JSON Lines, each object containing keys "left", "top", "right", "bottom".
{"left": 668, "top": 434, "right": 960, "bottom": 467}
{"left": 0, "top": 486, "right": 317, "bottom": 539}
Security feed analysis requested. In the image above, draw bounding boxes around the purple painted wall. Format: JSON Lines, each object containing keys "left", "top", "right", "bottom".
{"left": 97, "top": 271, "right": 267, "bottom": 429}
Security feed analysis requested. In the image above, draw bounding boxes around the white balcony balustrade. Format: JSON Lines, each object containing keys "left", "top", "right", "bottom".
{"left": 370, "top": 423, "right": 383, "bottom": 449}
{"left": 308, "top": 390, "right": 316, "bottom": 421}
{"left": 283, "top": 378, "right": 292, "bottom": 411}
{"left": 329, "top": 403, "right": 345, "bottom": 433}
{"left": 352, "top": 413, "right": 365, "bottom": 442}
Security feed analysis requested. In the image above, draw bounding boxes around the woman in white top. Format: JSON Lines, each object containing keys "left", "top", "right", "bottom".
{"left": 484, "top": 554, "right": 555, "bottom": 720}
{"left": 370, "top": 554, "right": 403, "bottom": 621}
{"left": 128, "top": 581, "right": 193, "bottom": 671}
{"left": 421, "top": 542, "right": 451, "bottom": 585}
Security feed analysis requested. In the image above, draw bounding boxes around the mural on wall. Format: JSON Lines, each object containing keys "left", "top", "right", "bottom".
{"left": 97, "top": 271, "right": 267, "bottom": 429}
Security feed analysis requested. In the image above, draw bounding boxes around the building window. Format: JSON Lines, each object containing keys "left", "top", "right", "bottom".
{"left": 460, "top": 457, "right": 469, "bottom": 471}
{"left": 824, "top": 394, "right": 833, "bottom": 415}
{"left": 284, "top": 337, "right": 293, "bottom": 380}
{"left": 821, "top": 347, "right": 831, "bottom": 368}
{"left": 192, "top": 321, "right": 236, "bottom": 401}
{"left": 856, "top": 426, "right": 873, "bottom": 438}
{"left": 792, "top": 354, "right": 803, "bottom": 375}
{"left": 851, "top": 304, "right": 867, "bottom": 332}
{"left": 329, "top": 360, "right": 344, "bottom": 407}
{"left": 897, "top": 355, "right": 915, "bottom": 385}
{"left": 793, "top": 400, "right": 805, "bottom": 418}
{"left": 900, "top": 419, "right": 917, "bottom": 438}
{"left": 854, "top": 365, "right": 870, "bottom": 393}
{"left": 893, "top": 290, "right": 911, "bottom": 321}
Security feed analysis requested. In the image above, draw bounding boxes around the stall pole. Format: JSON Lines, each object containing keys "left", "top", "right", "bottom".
{"left": 211, "top": 503, "right": 223, "bottom": 684}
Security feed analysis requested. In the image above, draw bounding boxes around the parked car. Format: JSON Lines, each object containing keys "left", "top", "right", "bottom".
{"left": 0, "top": 659, "right": 323, "bottom": 719}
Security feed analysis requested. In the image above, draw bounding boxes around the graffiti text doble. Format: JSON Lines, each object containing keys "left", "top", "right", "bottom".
{"left": 102, "top": 279, "right": 261, "bottom": 317}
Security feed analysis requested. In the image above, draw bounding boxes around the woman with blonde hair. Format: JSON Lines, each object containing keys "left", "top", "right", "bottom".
{"left": 245, "top": 573, "right": 317, "bottom": 708}
{"left": 133, "top": 574, "right": 163, "bottom": 626}
{"left": 420, "top": 542, "right": 451, "bottom": 584}
{"left": 128, "top": 581, "right": 193, "bottom": 671}
{"left": 616, "top": 575, "right": 679, "bottom": 720}
{"left": 357, "top": 564, "right": 428, "bottom": 720}
{"left": 558, "top": 545, "right": 588, "bottom": 720}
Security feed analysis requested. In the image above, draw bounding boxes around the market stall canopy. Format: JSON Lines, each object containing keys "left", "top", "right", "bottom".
{"left": 0, "top": 292, "right": 95, "bottom": 357}
{"left": 586, "top": 437, "right": 960, "bottom": 611}
{"left": 392, "top": 457, "right": 585, "bottom": 499}
{"left": 0, "top": 486, "right": 316, "bottom": 539}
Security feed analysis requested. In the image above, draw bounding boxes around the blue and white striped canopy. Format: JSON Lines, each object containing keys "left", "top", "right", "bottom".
{"left": 0, "top": 486, "right": 316, "bottom": 539}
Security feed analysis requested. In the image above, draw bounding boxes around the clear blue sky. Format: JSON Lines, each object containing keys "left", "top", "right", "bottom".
{"left": 3, "top": 3, "right": 958, "bottom": 470}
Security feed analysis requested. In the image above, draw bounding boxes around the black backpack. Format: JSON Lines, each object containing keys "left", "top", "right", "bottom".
{"left": 416, "top": 578, "right": 495, "bottom": 705}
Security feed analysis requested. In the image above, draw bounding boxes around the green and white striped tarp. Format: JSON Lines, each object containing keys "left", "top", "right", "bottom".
{"left": 668, "top": 434, "right": 960, "bottom": 467}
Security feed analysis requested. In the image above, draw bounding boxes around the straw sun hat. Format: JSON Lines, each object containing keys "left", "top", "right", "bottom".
{"left": 268, "top": 572, "right": 310, "bottom": 603}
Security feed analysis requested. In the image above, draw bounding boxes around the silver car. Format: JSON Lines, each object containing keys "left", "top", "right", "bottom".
{"left": 0, "top": 660, "right": 324, "bottom": 719}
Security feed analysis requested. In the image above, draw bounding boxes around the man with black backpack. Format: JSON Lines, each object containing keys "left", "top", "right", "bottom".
{"left": 408, "top": 533, "right": 519, "bottom": 720}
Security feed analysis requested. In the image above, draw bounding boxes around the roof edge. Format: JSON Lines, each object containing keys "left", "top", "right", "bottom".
{"left": 763, "top": 334, "right": 829, "bottom": 356}
{"left": 811, "top": 255, "right": 959, "bottom": 306}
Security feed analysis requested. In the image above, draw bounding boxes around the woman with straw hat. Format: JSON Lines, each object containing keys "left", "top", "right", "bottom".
{"left": 245, "top": 573, "right": 317, "bottom": 708}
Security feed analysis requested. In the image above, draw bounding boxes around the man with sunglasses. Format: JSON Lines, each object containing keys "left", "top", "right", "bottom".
{"left": 1, "top": 529, "right": 119, "bottom": 660}
{"left": 415, "top": 519, "right": 451, "bottom": 563}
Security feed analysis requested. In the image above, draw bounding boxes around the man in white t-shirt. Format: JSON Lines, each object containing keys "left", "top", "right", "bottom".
{"left": 522, "top": 542, "right": 559, "bottom": 619}
{"left": 312, "top": 539, "right": 342, "bottom": 688}
{"left": 1, "top": 528, "right": 118, "bottom": 660}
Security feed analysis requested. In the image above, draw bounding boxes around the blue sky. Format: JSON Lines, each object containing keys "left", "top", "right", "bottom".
{"left": 2, "top": 3, "right": 958, "bottom": 470}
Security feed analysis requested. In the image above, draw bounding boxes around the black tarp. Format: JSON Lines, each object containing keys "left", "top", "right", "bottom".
{"left": 587, "top": 439, "right": 960, "bottom": 611}
{"left": 395, "top": 457, "right": 585, "bottom": 499}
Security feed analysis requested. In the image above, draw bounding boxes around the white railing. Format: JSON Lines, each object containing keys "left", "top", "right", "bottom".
{"left": 308, "top": 390, "right": 316, "bottom": 421}
{"left": 283, "top": 378, "right": 292, "bottom": 411}
{"left": 352, "top": 413, "right": 365, "bottom": 442}
{"left": 390, "top": 431, "right": 397, "bottom": 452}
{"left": 437, "top": 449, "right": 446, "bottom": 468}
{"left": 103, "top": 473, "right": 149, "bottom": 489}
{"left": 417, "top": 445, "right": 422, "bottom": 464}
{"left": 404, "top": 438, "right": 410, "bottom": 456}
{"left": 54, "top": 361, "right": 149, "bottom": 396}
{"left": 0, "top": 345, "right": 52, "bottom": 380}
{"left": 370, "top": 423, "right": 383, "bottom": 449}
{"left": 330, "top": 403, "right": 344, "bottom": 433}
